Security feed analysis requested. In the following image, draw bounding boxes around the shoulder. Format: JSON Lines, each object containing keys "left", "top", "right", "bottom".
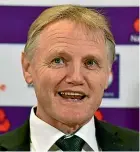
{"left": 0, "top": 120, "right": 30, "bottom": 150}
{"left": 98, "top": 120, "right": 139, "bottom": 150}
{"left": 100, "top": 120, "right": 139, "bottom": 136}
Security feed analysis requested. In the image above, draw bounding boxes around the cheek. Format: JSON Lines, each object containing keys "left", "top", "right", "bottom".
{"left": 37, "top": 68, "right": 66, "bottom": 90}
{"left": 87, "top": 71, "right": 108, "bottom": 91}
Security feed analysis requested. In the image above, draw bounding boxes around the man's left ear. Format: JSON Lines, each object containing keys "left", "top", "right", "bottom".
{"left": 105, "top": 79, "right": 109, "bottom": 90}
{"left": 105, "top": 67, "right": 111, "bottom": 89}
{"left": 21, "top": 52, "right": 33, "bottom": 84}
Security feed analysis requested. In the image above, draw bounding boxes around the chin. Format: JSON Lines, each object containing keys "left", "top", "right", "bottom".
{"left": 57, "top": 112, "right": 92, "bottom": 127}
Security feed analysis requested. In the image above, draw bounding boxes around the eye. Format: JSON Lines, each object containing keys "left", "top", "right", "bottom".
{"left": 85, "top": 59, "right": 98, "bottom": 69}
{"left": 52, "top": 57, "right": 65, "bottom": 65}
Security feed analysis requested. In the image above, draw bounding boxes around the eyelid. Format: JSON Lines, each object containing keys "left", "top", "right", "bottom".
{"left": 84, "top": 58, "right": 98, "bottom": 64}
{"left": 47, "top": 50, "right": 72, "bottom": 61}
{"left": 84, "top": 58, "right": 101, "bottom": 69}
{"left": 51, "top": 57, "right": 67, "bottom": 66}
{"left": 52, "top": 56, "right": 65, "bottom": 61}
{"left": 43, "top": 56, "right": 63, "bottom": 66}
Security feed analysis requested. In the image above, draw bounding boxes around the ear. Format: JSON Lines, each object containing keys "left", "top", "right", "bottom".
{"left": 104, "top": 78, "right": 109, "bottom": 89}
{"left": 104, "top": 67, "right": 111, "bottom": 90}
{"left": 21, "top": 52, "right": 33, "bottom": 84}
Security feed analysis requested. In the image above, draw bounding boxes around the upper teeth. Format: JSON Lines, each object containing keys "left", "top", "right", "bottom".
{"left": 60, "top": 92, "right": 84, "bottom": 96}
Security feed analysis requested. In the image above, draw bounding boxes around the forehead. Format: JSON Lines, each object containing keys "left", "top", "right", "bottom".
{"left": 38, "top": 20, "right": 106, "bottom": 53}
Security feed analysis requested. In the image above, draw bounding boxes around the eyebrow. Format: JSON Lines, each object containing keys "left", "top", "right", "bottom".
{"left": 82, "top": 54, "right": 102, "bottom": 62}
{"left": 47, "top": 49, "right": 73, "bottom": 60}
{"left": 47, "top": 49, "right": 102, "bottom": 63}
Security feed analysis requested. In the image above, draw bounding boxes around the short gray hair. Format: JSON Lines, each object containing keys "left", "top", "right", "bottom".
{"left": 24, "top": 4, "right": 115, "bottom": 64}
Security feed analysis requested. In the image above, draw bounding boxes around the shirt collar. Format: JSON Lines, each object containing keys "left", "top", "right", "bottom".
{"left": 30, "top": 106, "right": 64, "bottom": 151}
{"left": 30, "top": 106, "right": 98, "bottom": 151}
{"left": 75, "top": 117, "right": 99, "bottom": 151}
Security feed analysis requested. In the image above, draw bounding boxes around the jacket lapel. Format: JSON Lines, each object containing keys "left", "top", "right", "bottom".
{"left": 95, "top": 118, "right": 126, "bottom": 151}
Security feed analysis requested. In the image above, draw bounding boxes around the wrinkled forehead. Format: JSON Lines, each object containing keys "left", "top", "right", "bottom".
{"left": 38, "top": 20, "right": 106, "bottom": 48}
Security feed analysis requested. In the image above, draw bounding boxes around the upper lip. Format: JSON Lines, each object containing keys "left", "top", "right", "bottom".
{"left": 58, "top": 90, "right": 87, "bottom": 96}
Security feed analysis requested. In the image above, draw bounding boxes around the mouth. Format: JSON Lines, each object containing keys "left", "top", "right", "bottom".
{"left": 58, "top": 91, "right": 87, "bottom": 102}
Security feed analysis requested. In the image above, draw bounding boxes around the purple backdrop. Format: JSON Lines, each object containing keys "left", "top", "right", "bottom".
{"left": 0, "top": 107, "right": 139, "bottom": 134}
{"left": 0, "top": 6, "right": 139, "bottom": 134}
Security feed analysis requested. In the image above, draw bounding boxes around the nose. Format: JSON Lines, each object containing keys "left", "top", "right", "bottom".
{"left": 65, "top": 63, "right": 84, "bottom": 85}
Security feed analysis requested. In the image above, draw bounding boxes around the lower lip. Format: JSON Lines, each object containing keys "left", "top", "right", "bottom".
{"left": 57, "top": 93, "right": 86, "bottom": 103}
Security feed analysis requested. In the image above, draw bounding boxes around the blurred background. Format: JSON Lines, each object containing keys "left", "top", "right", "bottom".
{"left": 0, "top": 0, "right": 139, "bottom": 134}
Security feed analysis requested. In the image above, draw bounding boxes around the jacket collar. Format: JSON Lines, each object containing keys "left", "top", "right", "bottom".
{"left": 1, "top": 118, "right": 125, "bottom": 151}
{"left": 95, "top": 118, "right": 126, "bottom": 151}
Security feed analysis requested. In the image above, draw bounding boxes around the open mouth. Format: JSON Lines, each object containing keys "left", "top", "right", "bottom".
{"left": 58, "top": 91, "right": 86, "bottom": 101}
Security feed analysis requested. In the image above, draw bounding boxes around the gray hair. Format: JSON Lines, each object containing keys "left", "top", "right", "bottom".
{"left": 24, "top": 5, "right": 115, "bottom": 64}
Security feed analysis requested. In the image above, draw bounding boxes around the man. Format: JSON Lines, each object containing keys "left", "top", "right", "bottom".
{"left": 0, "top": 5, "right": 139, "bottom": 151}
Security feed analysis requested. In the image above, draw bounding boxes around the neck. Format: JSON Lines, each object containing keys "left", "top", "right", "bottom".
{"left": 36, "top": 106, "right": 89, "bottom": 134}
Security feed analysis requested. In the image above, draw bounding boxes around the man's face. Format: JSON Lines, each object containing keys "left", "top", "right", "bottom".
{"left": 22, "top": 20, "right": 110, "bottom": 126}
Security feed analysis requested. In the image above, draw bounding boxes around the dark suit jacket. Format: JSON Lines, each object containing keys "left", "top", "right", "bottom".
{"left": 0, "top": 118, "right": 139, "bottom": 151}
